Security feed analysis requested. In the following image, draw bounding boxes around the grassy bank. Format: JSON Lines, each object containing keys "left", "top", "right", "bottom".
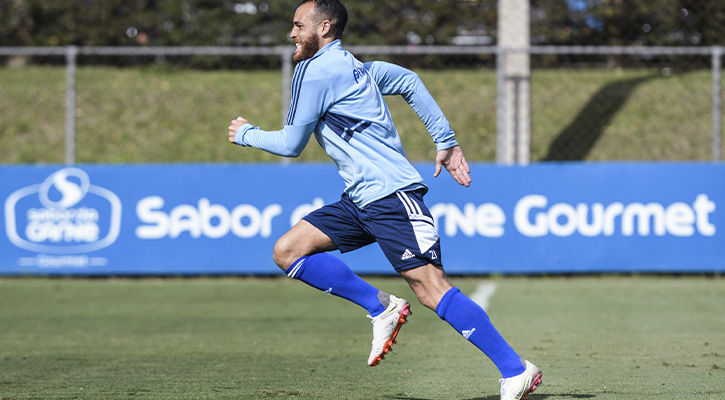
{"left": 0, "top": 66, "right": 719, "bottom": 163}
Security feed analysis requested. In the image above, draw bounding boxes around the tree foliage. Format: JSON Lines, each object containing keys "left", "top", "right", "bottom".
{"left": 0, "top": 0, "right": 496, "bottom": 47}
{"left": 531, "top": 0, "right": 725, "bottom": 46}
{"left": 1, "top": 0, "right": 722, "bottom": 49}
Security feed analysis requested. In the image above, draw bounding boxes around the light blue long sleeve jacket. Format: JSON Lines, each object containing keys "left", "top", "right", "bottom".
{"left": 235, "top": 40, "right": 458, "bottom": 209}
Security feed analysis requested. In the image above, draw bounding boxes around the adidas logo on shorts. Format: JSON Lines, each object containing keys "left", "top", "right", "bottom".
{"left": 462, "top": 328, "right": 476, "bottom": 339}
{"left": 401, "top": 249, "right": 415, "bottom": 260}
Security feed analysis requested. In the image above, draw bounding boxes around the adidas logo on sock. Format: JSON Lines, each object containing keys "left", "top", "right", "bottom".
{"left": 462, "top": 328, "right": 476, "bottom": 339}
{"left": 401, "top": 249, "right": 415, "bottom": 260}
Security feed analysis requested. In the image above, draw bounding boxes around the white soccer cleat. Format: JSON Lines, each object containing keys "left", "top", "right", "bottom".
{"left": 499, "top": 360, "right": 542, "bottom": 400}
{"left": 367, "top": 295, "right": 411, "bottom": 367}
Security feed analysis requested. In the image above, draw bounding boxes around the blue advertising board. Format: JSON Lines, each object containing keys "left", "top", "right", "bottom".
{"left": 1, "top": 163, "right": 723, "bottom": 275}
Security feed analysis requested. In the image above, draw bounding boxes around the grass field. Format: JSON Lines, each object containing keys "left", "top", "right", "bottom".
{"left": 1, "top": 276, "right": 723, "bottom": 399}
{"left": 0, "top": 65, "right": 720, "bottom": 164}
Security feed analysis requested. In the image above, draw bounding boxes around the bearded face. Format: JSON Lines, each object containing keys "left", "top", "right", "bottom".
{"left": 293, "top": 32, "right": 321, "bottom": 63}
{"left": 290, "top": 2, "right": 326, "bottom": 63}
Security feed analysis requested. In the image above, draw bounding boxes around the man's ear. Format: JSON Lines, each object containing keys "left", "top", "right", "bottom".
{"left": 319, "top": 20, "right": 332, "bottom": 37}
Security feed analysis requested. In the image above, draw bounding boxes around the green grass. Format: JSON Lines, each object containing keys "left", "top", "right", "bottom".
{"left": 1, "top": 276, "right": 723, "bottom": 399}
{"left": 0, "top": 65, "right": 721, "bottom": 163}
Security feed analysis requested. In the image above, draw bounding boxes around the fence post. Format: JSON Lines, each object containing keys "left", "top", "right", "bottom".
{"left": 65, "top": 45, "right": 78, "bottom": 165}
{"left": 497, "top": 0, "right": 530, "bottom": 165}
{"left": 281, "top": 47, "right": 293, "bottom": 126}
{"left": 496, "top": 48, "right": 508, "bottom": 163}
{"left": 713, "top": 46, "right": 722, "bottom": 162}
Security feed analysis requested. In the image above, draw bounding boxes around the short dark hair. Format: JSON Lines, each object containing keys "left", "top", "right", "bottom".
{"left": 298, "top": 0, "right": 348, "bottom": 39}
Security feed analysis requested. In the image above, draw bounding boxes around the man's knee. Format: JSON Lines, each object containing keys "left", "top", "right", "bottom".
{"left": 272, "top": 220, "right": 337, "bottom": 271}
{"left": 413, "top": 290, "right": 441, "bottom": 311}
{"left": 272, "top": 235, "right": 297, "bottom": 270}
{"left": 401, "top": 263, "right": 452, "bottom": 311}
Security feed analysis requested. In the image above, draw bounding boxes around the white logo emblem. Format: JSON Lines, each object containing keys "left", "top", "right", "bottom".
{"left": 4, "top": 168, "right": 122, "bottom": 254}
{"left": 401, "top": 249, "right": 415, "bottom": 260}
{"left": 462, "top": 328, "right": 476, "bottom": 339}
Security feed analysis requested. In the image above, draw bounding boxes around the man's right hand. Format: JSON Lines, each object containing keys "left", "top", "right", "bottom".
{"left": 228, "top": 116, "right": 250, "bottom": 143}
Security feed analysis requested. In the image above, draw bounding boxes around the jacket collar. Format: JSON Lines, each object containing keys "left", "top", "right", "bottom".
{"left": 314, "top": 39, "right": 342, "bottom": 57}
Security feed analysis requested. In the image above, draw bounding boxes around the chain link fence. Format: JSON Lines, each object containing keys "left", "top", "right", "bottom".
{"left": 499, "top": 0, "right": 724, "bottom": 163}
{"left": 1, "top": 0, "right": 723, "bottom": 165}
{"left": 530, "top": 46, "right": 721, "bottom": 162}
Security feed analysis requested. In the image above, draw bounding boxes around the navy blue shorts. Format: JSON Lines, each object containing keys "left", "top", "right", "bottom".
{"left": 303, "top": 189, "right": 442, "bottom": 272}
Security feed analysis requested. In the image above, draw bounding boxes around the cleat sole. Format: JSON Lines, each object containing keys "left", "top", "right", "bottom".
{"left": 520, "top": 373, "right": 543, "bottom": 400}
{"left": 368, "top": 303, "right": 411, "bottom": 367}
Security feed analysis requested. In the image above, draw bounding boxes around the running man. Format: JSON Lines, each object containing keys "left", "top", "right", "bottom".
{"left": 227, "top": 1, "right": 541, "bottom": 398}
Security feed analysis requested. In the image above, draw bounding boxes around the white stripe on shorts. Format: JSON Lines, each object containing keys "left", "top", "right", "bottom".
{"left": 396, "top": 191, "right": 422, "bottom": 216}
{"left": 396, "top": 192, "right": 413, "bottom": 215}
{"left": 396, "top": 191, "right": 438, "bottom": 253}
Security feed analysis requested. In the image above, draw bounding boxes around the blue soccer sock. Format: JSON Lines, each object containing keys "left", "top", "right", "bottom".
{"left": 436, "top": 287, "right": 525, "bottom": 378}
{"left": 285, "top": 253, "right": 387, "bottom": 317}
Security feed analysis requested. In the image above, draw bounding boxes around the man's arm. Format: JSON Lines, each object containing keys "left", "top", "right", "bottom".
{"left": 364, "top": 61, "right": 458, "bottom": 151}
{"left": 228, "top": 118, "right": 316, "bottom": 158}
{"left": 365, "top": 61, "right": 470, "bottom": 186}
{"left": 227, "top": 64, "right": 331, "bottom": 158}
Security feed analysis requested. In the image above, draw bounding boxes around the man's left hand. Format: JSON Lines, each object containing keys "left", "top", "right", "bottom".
{"left": 434, "top": 145, "right": 471, "bottom": 187}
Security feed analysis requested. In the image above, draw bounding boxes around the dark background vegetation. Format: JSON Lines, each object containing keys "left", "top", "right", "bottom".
{"left": 2, "top": 1, "right": 724, "bottom": 49}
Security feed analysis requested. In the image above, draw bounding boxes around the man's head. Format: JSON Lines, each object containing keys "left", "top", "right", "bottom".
{"left": 290, "top": 0, "right": 348, "bottom": 62}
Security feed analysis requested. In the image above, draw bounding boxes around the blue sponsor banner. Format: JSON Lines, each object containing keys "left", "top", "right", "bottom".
{"left": 1, "top": 163, "right": 723, "bottom": 275}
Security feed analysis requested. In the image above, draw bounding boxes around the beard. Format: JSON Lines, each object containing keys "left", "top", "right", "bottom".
{"left": 293, "top": 34, "right": 321, "bottom": 62}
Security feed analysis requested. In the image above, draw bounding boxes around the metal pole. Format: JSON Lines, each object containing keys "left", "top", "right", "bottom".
{"left": 496, "top": 48, "right": 508, "bottom": 164}
{"left": 498, "top": 0, "right": 530, "bottom": 165}
{"left": 712, "top": 46, "right": 722, "bottom": 162}
{"left": 281, "top": 47, "right": 293, "bottom": 126}
{"left": 65, "top": 46, "right": 78, "bottom": 165}
{"left": 280, "top": 47, "right": 294, "bottom": 165}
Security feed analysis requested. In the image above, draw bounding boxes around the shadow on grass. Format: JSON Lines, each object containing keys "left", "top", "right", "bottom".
{"left": 467, "top": 395, "right": 596, "bottom": 400}
{"left": 390, "top": 394, "right": 595, "bottom": 400}
{"left": 543, "top": 74, "right": 657, "bottom": 161}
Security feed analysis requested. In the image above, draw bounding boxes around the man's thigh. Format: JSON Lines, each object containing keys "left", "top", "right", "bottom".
{"left": 302, "top": 194, "right": 376, "bottom": 253}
